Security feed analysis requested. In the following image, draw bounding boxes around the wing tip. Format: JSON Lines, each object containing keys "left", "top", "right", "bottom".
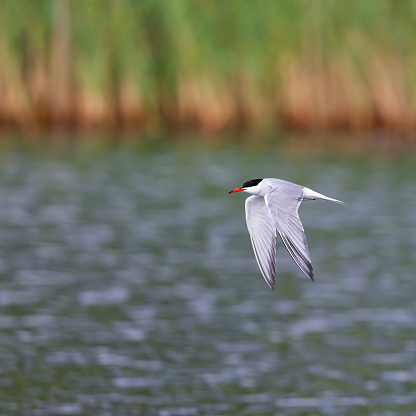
{"left": 280, "top": 234, "right": 314, "bottom": 280}
{"left": 263, "top": 272, "right": 275, "bottom": 290}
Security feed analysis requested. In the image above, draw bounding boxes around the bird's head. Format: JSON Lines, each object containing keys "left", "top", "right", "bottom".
{"left": 229, "top": 178, "right": 263, "bottom": 195}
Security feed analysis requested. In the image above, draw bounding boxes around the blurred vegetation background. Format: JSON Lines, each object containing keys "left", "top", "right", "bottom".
{"left": 1, "top": 0, "right": 416, "bottom": 142}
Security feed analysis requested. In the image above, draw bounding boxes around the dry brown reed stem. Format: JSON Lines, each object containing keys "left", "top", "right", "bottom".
{"left": 0, "top": 51, "right": 415, "bottom": 138}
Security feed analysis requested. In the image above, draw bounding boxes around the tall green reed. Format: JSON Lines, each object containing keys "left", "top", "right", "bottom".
{"left": 0, "top": 0, "right": 416, "bottom": 138}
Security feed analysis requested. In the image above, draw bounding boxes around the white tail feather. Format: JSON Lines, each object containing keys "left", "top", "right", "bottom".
{"left": 303, "top": 187, "right": 345, "bottom": 205}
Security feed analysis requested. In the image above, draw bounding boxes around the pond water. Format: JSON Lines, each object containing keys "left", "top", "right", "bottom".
{"left": 0, "top": 141, "right": 415, "bottom": 415}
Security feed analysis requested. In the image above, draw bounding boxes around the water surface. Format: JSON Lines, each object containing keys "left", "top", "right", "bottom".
{"left": 0, "top": 142, "right": 415, "bottom": 415}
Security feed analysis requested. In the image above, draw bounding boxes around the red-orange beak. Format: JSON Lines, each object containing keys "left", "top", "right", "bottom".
{"left": 228, "top": 187, "right": 245, "bottom": 194}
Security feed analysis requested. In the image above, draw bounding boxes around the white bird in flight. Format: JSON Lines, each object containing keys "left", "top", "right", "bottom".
{"left": 229, "top": 178, "right": 345, "bottom": 290}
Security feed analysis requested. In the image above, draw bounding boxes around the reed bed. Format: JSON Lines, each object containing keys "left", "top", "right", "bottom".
{"left": 1, "top": 0, "right": 416, "bottom": 140}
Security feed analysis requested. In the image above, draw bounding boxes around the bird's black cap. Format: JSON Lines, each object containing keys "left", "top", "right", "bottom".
{"left": 242, "top": 179, "right": 263, "bottom": 188}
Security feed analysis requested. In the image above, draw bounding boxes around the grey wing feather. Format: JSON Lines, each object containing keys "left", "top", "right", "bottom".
{"left": 245, "top": 196, "right": 276, "bottom": 290}
{"left": 264, "top": 183, "right": 314, "bottom": 280}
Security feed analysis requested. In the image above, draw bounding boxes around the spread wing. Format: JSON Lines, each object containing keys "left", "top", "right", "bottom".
{"left": 245, "top": 196, "right": 276, "bottom": 290}
{"left": 265, "top": 183, "right": 314, "bottom": 280}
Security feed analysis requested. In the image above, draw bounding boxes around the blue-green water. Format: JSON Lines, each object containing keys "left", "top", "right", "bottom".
{"left": 0, "top": 143, "right": 415, "bottom": 415}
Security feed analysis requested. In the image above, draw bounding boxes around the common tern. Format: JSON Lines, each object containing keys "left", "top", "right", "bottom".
{"left": 229, "top": 178, "right": 345, "bottom": 290}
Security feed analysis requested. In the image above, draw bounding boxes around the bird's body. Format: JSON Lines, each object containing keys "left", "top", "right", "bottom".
{"left": 229, "top": 178, "right": 344, "bottom": 290}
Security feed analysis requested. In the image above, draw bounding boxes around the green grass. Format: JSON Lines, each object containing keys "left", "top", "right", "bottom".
{"left": 1, "top": 0, "right": 416, "bottom": 137}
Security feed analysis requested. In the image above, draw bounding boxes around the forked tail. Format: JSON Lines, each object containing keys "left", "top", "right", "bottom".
{"left": 303, "top": 187, "right": 346, "bottom": 205}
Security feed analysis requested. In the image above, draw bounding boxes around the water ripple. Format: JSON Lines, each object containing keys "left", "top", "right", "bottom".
{"left": 0, "top": 147, "right": 415, "bottom": 414}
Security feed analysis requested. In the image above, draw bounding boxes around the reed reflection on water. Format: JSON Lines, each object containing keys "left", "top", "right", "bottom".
{"left": 0, "top": 143, "right": 415, "bottom": 415}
